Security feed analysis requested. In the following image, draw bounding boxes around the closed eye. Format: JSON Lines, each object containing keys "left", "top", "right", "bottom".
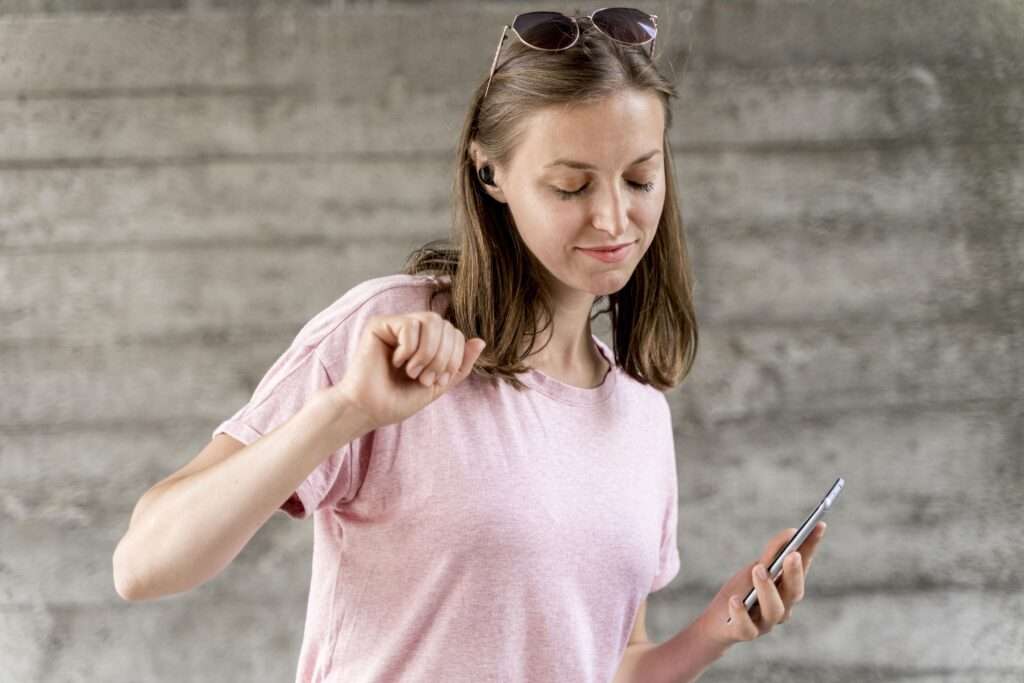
{"left": 554, "top": 180, "right": 656, "bottom": 200}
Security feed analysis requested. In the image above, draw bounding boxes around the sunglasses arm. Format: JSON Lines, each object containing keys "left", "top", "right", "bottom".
{"left": 484, "top": 25, "right": 509, "bottom": 99}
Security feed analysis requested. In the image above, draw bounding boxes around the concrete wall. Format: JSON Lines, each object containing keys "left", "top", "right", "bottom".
{"left": 1, "top": 0, "right": 1021, "bottom": 681}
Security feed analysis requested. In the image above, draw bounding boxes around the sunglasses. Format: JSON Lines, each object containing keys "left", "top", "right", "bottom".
{"left": 484, "top": 7, "right": 659, "bottom": 99}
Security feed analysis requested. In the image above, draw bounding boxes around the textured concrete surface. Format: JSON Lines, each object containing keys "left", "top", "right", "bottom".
{"left": 1, "top": 1, "right": 1021, "bottom": 681}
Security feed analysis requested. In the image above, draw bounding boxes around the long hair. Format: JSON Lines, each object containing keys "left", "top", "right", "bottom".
{"left": 402, "top": 17, "right": 698, "bottom": 393}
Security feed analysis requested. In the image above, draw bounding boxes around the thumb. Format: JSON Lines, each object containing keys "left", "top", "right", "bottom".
{"left": 452, "top": 338, "right": 487, "bottom": 383}
{"left": 369, "top": 314, "right": 404, "bottom": 349}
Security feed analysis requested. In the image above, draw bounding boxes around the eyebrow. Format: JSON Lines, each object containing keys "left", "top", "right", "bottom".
{"left": 544, "top": 149, "right": 662, "bottom": 171}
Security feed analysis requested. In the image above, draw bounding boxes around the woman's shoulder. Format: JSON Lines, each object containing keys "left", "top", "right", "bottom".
{"left": 338, "top": 272, "right": 443, "bottom": 308}
{"left": 293, "top": 272, "right": 446, "bottom": 350}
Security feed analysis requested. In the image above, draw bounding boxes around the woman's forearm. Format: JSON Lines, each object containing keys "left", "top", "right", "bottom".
{"left": 615, "top": 615, "right": 732, "bottom": 683}
{"left": 113, "top": 389, "right": 375, "bottom": 601}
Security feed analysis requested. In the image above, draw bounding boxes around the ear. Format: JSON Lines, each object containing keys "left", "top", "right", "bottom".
{"left": 468, "top": 140, "right": 508, "bottom": 204}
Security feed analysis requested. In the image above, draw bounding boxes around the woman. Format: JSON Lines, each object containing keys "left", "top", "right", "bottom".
{"left": 114, "top": 8, "right": 826, "bottom": 682}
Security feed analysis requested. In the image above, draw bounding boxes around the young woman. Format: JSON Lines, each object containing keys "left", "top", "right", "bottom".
{"left": 114, "top": 8, "right": 826, "bottom": 682}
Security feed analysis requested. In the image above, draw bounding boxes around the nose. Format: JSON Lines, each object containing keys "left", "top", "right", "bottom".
{"left": 590, "top": 185, "right": 631, "bottom": 240}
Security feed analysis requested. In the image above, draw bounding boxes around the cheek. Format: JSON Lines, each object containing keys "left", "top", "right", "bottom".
{"left": 508, "top": 197, "right": 572, "bottom": 255}
{"left": 641, "top": 187, "right": 667, "bottom": 227}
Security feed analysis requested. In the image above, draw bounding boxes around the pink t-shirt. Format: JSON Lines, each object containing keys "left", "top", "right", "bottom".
{"left": 212, "top": 273, "right": 681, "bottom": 683}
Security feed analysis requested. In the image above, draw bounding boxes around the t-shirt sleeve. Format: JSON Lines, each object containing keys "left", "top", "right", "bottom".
{"left": 650, "top": 417, "right": 681, "bottom": 593}
{"left": 210, "top": 284, "right": 390, "bottom": 520}
{"left": 211, "top": 343, "right": 355, "bottom": 520}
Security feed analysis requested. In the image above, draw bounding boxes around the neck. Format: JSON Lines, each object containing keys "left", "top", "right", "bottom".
{"left": 521, "top": 296, "right": 604, "bottom": 375}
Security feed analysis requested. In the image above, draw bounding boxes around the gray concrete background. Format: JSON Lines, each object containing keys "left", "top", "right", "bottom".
{"left": 1, "top": 0, "right": 1021, "bottom": 681}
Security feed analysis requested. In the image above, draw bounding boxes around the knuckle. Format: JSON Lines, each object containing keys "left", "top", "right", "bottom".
{"left": 411, "top": 314, "right": 431, "bottom": 333}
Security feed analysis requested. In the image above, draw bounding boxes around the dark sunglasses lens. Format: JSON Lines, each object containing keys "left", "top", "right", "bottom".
{"left": 593, "top": 7, "right": 656, "bottom": 44}
{"left": 512, "top": 12, "right": 578, "bottom": 50}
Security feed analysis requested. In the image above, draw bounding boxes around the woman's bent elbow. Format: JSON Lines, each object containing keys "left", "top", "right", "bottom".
{"left": 113, "top": 550, "right": 139, "bottom": 601}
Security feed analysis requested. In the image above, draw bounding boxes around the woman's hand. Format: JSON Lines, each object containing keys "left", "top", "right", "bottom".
{"left": 695, "top": 522, "right": 827, "bottom": 648}
{"left": 333, "top": 311, "right": 487, "bottom": 430}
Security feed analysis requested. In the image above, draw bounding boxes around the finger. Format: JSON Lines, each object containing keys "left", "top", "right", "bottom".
{"left": 402, "top": 319, "right": 427, "bottom": 379}
{"left": 408, "top": 314, "right": 442, "bottom": 381}
{"left": 761, "top": 527, "right": 798, "bottom": 568}
{"left": 752, "top": 563, "right": 785, "bottom": 629}
{"left": 392, "top": 318, "right": 420, "bottom": 369}
{"left": 429, "top": 322, "right": 458, "bottom": 387}
{"left": 440, "top": 329, "right": 465, "bottom": 386}
{"left": 801, "top": 521, "right": 827, "bottom": 573}
{"left": 419, "top": 320, "right": 450, "bottom": 387}
{"left": 778, "top": 551, "right": 805, "bottom": 607}
{"left": 727, "top": 595, "right": 759, "bottom": 641}
{"left": 454, "top": 338, "right": 487, "bottom": 381}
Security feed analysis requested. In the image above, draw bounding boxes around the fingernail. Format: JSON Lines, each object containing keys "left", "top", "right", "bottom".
{"left": 439, "top": 372, "right": 451, "bottom": 386}
{"left": 422, "top": 371, "right": 435, "bottom": 384}
{"left": 756, "top": 565, "right": 768, "bottom": 580}
{"left": 730, "top": 596, "right": 740, "bottom": 606}
{"left": 408, "top": 364, "right": 420, "bottom": 376}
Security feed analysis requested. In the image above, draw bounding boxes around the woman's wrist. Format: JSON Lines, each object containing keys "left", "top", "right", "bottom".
{"left": 693, "top": 609, "right": 736, "bottom": 657}
{"left": 321, "top": 384, "right": 378, "bottom": 439}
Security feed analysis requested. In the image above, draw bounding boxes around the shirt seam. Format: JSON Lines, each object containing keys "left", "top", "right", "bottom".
{"left": 242, "top": 277, "right": 433, "bottom": 415}
{"left": 313, "top": 276, "right": 438, "bottom": 380}
{"left": 525, "top": 385, "right": 617, "bottom": 406}
{"left": 311, "top": 348, "right": 361, "bottom": 508}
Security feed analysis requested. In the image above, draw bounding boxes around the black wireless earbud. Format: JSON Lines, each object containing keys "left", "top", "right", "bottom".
{"left": 477, "top": 164, "right": 497, "bottom": 187}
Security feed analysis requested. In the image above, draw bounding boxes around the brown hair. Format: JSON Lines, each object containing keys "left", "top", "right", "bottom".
{"left": 401, "top": 17, "right": 698, "bottom": 393}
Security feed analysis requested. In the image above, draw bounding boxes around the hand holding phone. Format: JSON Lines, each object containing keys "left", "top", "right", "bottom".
{"left": 695, "top": 477, "right": 842, "bottom": 647}
{"left": 728, "top": 477, "right": 844, "bottom": 621}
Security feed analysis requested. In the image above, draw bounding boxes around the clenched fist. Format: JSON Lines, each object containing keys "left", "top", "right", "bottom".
{"left": 333, "top": 311, "right": 487, "bottom": 430}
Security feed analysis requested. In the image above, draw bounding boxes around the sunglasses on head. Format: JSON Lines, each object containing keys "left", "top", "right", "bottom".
{"left": 484, "top": 7, "right": 659, "bottom": 99}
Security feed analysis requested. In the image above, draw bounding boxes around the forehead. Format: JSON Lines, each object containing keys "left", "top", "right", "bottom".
{"left": 517, "top": 91, "right": 665, "bottom": 169}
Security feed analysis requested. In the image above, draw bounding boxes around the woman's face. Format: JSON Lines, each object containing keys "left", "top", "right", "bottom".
{"left": 473, "top": 90, "right": 667, "bottom": 299}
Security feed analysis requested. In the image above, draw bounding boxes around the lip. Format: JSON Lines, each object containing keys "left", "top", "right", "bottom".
{"left": 577, "top": 241, "right": 635, "bottom": 263}
{"left": 579, "top": 242, "right": 633, "bottom": 251}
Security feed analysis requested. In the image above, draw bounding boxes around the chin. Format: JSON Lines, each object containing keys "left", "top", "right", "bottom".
{"left": 584, "top": 269, "right": 634, "bottom": 296}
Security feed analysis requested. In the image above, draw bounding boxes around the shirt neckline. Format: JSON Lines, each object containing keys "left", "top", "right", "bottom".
{"left": 516, "top": 334, "right": 618, "bottom": 406}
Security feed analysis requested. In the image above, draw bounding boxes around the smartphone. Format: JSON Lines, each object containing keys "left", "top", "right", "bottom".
{"left": 726, "top": 477, "right": 845, "bottom": 623}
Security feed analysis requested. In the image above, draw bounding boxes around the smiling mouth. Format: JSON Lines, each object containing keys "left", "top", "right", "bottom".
{"left": 577, "top": 240, "right": 636, "bottom": 252}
